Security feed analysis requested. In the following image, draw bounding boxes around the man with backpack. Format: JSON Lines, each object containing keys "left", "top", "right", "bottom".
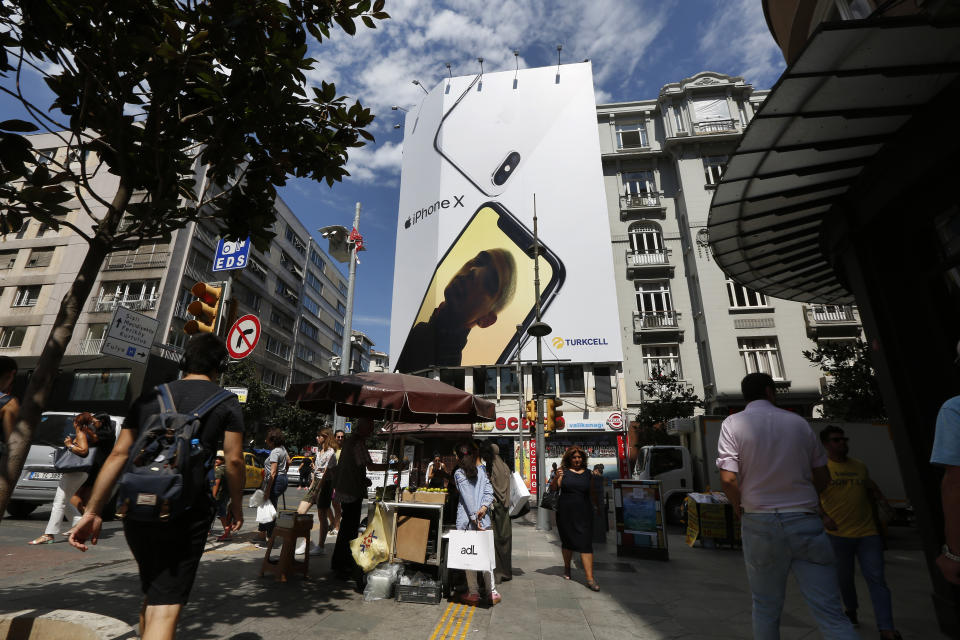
{"left": 69, "top": 334, "right": 244, "bottom": 640}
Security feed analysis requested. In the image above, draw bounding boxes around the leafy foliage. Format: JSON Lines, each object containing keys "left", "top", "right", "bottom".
{"left": 802, "top": 338, "right": 886, "bottom": 420}
{"left": 634, "top": 367, "right": 703, "bottom": 446}
{"left": 221, "top": 360, "right": 276, "bottom": 440}
{"left": 271, "top": 402, "right": 326, "bottom": 453}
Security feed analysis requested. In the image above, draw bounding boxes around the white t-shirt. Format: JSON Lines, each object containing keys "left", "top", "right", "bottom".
{"left": 315, "top": 448, "right": 336, "bottom": 479}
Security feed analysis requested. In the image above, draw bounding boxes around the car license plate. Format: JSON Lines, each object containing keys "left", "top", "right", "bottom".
{"left": 28, "top": 471, "right": 62, "bottom": 481}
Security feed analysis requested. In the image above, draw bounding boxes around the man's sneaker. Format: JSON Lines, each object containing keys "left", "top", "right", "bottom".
{"left": 295, "top": 540, "right": 307, "bottom": 555}
{"left": 489, "top": 590, "right": 502, "bottom": 605}
{"left": 309, "top": 543, "right": 325, "bottom": 556}
{"left": 844, "top": 610, "right": 859, "bottom": 627}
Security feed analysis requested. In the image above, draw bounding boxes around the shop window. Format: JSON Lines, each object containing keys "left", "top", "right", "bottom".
{"left": 473, "top": 367, "right": 497, "bottom": 396}
{"left": 593, "top": 366, "right": 613, "bottom": 407}
{"left": 500, "top": 368, "right": 519, "bottom": 396}
{"left": 439, "top": 368, "right": 465, "bottom": 390}
{"left": 558, "top": 365, "right": 584, "bottom": 394}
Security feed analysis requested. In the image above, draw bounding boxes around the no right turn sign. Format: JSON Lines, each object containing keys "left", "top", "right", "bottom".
{"left": 227, "top": 315, "right": 261, "bottom": 359}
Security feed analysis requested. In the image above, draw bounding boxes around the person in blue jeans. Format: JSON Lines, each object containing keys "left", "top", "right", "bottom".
{"left": 256, "top": 428, "right": 289, "bottom": 545}
{"left": 718, "top": 373, "right": 858, "bottom": 640}
{"left": 819, "top": 425, "right": 901, "bottom": 639}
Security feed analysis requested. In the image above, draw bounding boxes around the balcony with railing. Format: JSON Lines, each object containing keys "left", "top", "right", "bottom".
{"left": 92, "top": 296, "right": 160, "bottom": 313}
{"left": 632, "top": 310, "right": 682, "bottom": 338}
{"left": 625, "top": 248, "right": 673, "bottom": 277}
{"left": 619, "top": 192, "right": 664, "bottom": 214}
{"left": 693, "top": 119, "right": 738, "bottom": 135}
{"left": 803, "top": 304, "right": 861, "bottom": 339}
{"left": 76, "top": 338, "right": 104, "bottom": 355}
{"left": 104, "top": 252, "right": 171, "bottom": 271}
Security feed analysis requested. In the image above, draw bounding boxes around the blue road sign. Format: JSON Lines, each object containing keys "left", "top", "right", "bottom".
{"left": 213, "top": 237, "right": 251, "bottom": 272}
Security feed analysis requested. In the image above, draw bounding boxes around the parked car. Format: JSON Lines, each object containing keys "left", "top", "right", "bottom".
{"left": 287, "top": 455, "right": 307, "bottom": 487}
{"left": 243, "top": 451, "right": 265, "bottom": 490}
{"left": 7, "top": 412, "right": 124, "bottom": 518}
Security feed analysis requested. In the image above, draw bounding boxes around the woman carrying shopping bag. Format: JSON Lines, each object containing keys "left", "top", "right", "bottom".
{"left": 453, "top": 441, "right": 501, "bottom": 605}
{"left": 255, "top": 428, "right": 289, "bottom": 546}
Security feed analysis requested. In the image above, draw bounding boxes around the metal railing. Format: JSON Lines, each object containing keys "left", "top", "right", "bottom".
{"left": 620, "top": 193, "right": 661, "bottom": 209}
{"left": 633, "top": 310, "right": 678, "bottom": 331}
{"left": 157, "top": 343, "right": 185, "bottom": 362}
{"left": 811, "top": 305, "right": 856, "bottom": 322}
{"left": 694, "top": 119, "right": 737, "bottom": 134}
{"left": 76, "top": 338, "right": 104, "bottom": 355}
{"left": 92, "top": 296, "right": 159, "bottom": 313}
{"left": 625, "top": 248, "right": 669, "bottom": 266}
{"left": 105, "top": 252, "right": 170, "bottom": 271}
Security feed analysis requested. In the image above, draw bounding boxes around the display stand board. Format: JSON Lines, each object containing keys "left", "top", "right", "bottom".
{"left": 684, "top": 493, "right": 741, "bottom": 549}
{"left": 612, "top": 479, "right": 669, "bottom": 561}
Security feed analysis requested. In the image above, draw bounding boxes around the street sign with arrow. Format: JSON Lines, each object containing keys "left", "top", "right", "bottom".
{"left": 100, "top": 306, "right": 160, "bottom": 364}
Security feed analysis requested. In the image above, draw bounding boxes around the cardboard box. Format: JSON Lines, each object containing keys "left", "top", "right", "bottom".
{"left": 401, "top": 489, "right": 417, "bottom": 503}
{"left": 413, "top": 491, "right": 447, "bottom": 505}
{"left": 395, "top": 514, "right": 431, "bottom": 564}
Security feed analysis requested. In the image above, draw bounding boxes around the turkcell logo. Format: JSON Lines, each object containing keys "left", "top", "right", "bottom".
{"left": 552, "top": 336, "right": 608, "bottom": 349}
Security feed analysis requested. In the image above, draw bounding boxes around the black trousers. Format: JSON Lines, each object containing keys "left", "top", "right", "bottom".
{"left": 331, "top": 498, "right": 362, "bottom": 577}
{"left": 492, "top": 499, "right": 512, "bottom": 579}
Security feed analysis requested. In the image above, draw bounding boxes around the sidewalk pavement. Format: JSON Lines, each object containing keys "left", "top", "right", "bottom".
{"left": 0, "top": 506, "right": 947, "bottom": 639}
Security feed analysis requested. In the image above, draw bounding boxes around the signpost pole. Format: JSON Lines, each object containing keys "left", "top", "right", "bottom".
{"left": 215, "top": 274, "right": 234, "bottom": 338}
{"left": 334, "top": 202, "right": 361, "bottom": 435}
{"left": 529, "top": 195, "right": 550, "bottom": 532}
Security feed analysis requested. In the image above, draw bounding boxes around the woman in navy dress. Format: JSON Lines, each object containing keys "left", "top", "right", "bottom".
{"left": 551, "top": 446, "right": 600, "bottom": 591}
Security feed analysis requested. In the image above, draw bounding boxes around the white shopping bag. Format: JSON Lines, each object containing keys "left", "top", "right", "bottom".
{"left": 255, "top": 502, "right": 277, "bottom": 524}
{"left": 509, "top": 471, "right": 531, "bottom": 517}
{"left": 446, "top": 530, "right": 496, "bottom": 572}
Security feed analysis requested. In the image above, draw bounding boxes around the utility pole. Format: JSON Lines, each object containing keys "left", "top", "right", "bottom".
{"left": 515, "top": 324, "right": 525, "bottom": 484}
{"left": 526, "top": 194, "right": 552, "bottom": 532}
{"left": 334, "top": 202, "right": 361, "bottom": 434}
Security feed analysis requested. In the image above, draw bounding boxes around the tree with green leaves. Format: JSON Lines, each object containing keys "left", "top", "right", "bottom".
{"left": 270, "top": 402, "right": 326, "bottom": 453}
{"left": 221, "top": 360, "right": 276, "bottom": 442}
{"left": 803, "top": 338, "right": 886, "bottom": 420}
{"left": 0, "top": 0, "right": 388, "bottom": 520}
{"left": 633, "top": 366, "right": 703, "bottom": 447}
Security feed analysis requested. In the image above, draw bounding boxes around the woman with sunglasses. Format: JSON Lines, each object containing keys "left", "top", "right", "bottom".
{"left": 550, "top": 445, "right": 601, "bottom": 591}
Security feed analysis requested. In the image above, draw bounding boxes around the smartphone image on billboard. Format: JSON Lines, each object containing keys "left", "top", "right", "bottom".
{"left": 434, "top": 72, "right": 579, "bottom": 197}
{"left": 394, "top": 202, "right": 565, "bottom": 373}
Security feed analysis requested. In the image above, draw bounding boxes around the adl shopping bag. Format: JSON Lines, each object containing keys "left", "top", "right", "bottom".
{"left": 509, "top": 471, "right": 532, "bottom": 518}
{"left": 446, "top": 529, "right": 496, "bottom": 572}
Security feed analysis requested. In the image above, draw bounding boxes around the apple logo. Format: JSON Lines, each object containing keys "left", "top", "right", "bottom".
{"left": 404, "top": 217, "right": 412, "bottom": 229}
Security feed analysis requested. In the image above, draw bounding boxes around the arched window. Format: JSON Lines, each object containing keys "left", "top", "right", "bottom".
{"left": 628, "top": 222, "right": 664, "bottom": 255}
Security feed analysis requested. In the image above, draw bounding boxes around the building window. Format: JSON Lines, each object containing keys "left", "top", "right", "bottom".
{"left": 738, "top": 337, "right": 785, "bottom": 380}
{"left": 285, "top": 225, "right": 307, "bottom": 255}
{"left": 336, "top": 302, "right": 346, "bottom": 317}
{"left": 34, "top": 148, "right": 56, "bottom": 166}
{"left": 269, "top": 309, "right": 294, "bottom": 332}
{"left": 642, "top": 346, "right": 681, "bottom": 379}
{"left": 703, "top": 156, "right": 727, "bottom": 186}
{"left": 305, "top": 270, "right": 323, "bottom": 295}
{"left": 173, "top": 287, "right": 194, "bottom": 320}
{"left": 628, "top": 222, "right": 665, "bottom": 256}
{"left": 105, "top": 242, "right": 169, "bottom": 270}
{"left": 672, "top": 104, "right": 685, "bottom": 133}
{"left": 13, "top": 285, "right": 41, "bottom": 308}
{"left": 248, "top": 259, "right": 267, "bottom": 282}
{"left": 332, "top": 340, "right": 342, "bottom": 355}
{"left": 593, "top": 366, "right": 613, "bottom": 407}
{"left": 500, "top": 367, "right": 519, "bottom": 396}
{"left": 279, "top": 250, "right": 303, "bottom": 278}
{"left": 69, "top": 369, "right": 131, "bottom": 401}
{"left": 558, "top": 365, "right": 584, "bottom": 394}
{"left": 334, "top": 321, "right": 344, "bottom": 337}
{"left": 534, "top": 365, "right": 557, "bottom": 396}
{"left": 0, "top": 326, "right": 26, "bottom": 348}
{"left": 622, "top": 170, "right": 656, "bottom": 203}
{"left": 94, "top": 280, "right": 160, "bottom": 312}
{"left": 726, "top": 279, "right": 767, "bottom": 308}
{"left": 309, "top": 249, "right": 325, "bottom": 272}
{"left": 615, "top": 121, "right": 648, "bottom": 148}
{"left": 439, "top": 368, "right": 465, "bottom": 390}
{"left": 262, "top": 369, "right": 288, "bottom": 390}
{"left": 0, "top": 250, "right": 16, "bottom": 269}
{"left": 187, "top": 250, "right": 214, "bottom": 275}
{"left": 303, "top": 296, "right": 320, "bottom": 316}
{"left": 241, "top": 288, "right": 262, "bottom": 313}
{"left": 296, "top": 344, "right": 316, "bottom": 363}
{"left": 299, "top": 319, "right": 319, "bottom": 340}
{"left": 636, "top": 281, "right": 673, "bottom": 313}
{"left": 264, "top": 333, "right": 290, "bottom": 360}
{"left": 275, "top": 279, "right": 298, "bottom": 305}
{"left": 338, "top": 281, "right": 348, "bottom": 295}
{"left": 15, "top": 219, "right": 31, "bottom": 239}
{"left": 473, "top": 367, "right": 498, "bottom": 396}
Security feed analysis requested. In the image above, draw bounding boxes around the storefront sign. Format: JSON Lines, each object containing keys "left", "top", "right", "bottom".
{"left": 564, "top": 411, "right": 625, "bottom": 432}
{"left": 476, "top": 411, "right": 623, "bottom": 433}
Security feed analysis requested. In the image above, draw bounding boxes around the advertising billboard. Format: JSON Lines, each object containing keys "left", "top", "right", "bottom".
{"left": 390, "top": 63, "right": 622, "bottom": 371}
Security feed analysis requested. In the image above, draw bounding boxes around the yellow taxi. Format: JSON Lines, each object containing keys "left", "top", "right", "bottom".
{"left": 243, "top": 452, "right": 265, "bottom": 490}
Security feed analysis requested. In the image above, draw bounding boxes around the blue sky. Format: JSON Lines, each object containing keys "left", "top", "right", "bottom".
{"left": 3, "top": 0, "right": 785, "bottom": 353}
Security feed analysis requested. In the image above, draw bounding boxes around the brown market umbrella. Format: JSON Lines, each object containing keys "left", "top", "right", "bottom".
{"left": 284, "top": 372, "right": 496, "bottom": 424}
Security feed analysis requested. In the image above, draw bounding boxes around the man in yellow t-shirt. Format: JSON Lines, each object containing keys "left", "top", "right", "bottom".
{"left": 819, "top": 426, "right": 901, "bottom": 640}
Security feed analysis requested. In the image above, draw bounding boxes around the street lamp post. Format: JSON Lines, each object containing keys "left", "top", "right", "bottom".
{"left": 527, "top": 194, "right": 552, "bottom": 532}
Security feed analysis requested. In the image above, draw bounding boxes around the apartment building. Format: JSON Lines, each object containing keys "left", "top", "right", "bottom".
{"left": 347, "top": 330, "right": 375, "bottom": 373}
{"left": 1, "top": 132, "right": 349, "bottom": 415}
{"left": 369, "top": 349, "right": 389, "bottom": 372}
{"left": 598, "top": 71, "right": 862, "bottom": 417}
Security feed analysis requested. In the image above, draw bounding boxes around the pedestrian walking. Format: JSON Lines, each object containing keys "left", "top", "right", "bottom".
{"left": 0, "top": 356, "right": 20, "bottom": 458}
{"left": 330, "top": 429, "right": 346, "bottom": 534}
{"left": 552, "top": 446, "right": 600, "bottom": 591}
{"left": 69, "top": 333, "right": 244, "bottom": 640}
{"left": 819, "top": 425, "right": 902, "bottom": 638}
{"left": 453, "top": 441, "right": 501, "bottom": 605}
{"left": 480, "top": 442, "right": 513, "bottom": 582}
{"left": 296, "top": 428, "right": 338, "bottom": 556}
{"left": 211, "top": 452, "right": 232, "bottom": 541}
{"left": 717, "top": 372, "right": 858, "bottom": 640}
{"left": 257, "top": 428, "right": 290, "bottom": 545}
{"left": 72, "top": 413, "right": 117, "bottom": 514}
{"left": 330, "top": 418, "right": 394, "bottom": 587}
{"left": 932, "top": 343, "right": 960, "bottom": 585}
{"left": 29, "top": 412, "right": 98, "bottom": 545}
{"left": 298, "top": 452, "right": 314, "bottom": 488}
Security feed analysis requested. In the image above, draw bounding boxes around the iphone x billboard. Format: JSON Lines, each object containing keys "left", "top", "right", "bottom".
{"left": 390, "top": 63, "right": 622, "bottom": 372}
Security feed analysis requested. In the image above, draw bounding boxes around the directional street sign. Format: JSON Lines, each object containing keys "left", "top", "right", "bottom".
{"left": 224, "top": 386, "right": 248, "bottom": 404}
{"left": 226, "top": 314, "right": 261, "bottom": 360}
{"left": 213, "top": 237, "right": 251, "bottom": 272}
{"left": 101, "top": 306, "right": 160, "bottom": 364}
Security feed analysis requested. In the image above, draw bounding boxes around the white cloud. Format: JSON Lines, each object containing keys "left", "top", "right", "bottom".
{"left": 345, "top": 141, "right": 402, "bottom": 184}
{"left": 698, "top": 0, "right": 785, "bottom": 88}
{"left": 355, "top": 314, "right": 391, "bottom": 327}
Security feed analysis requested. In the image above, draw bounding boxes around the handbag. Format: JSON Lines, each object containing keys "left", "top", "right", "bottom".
{"left": 53, "top": 446, "right": 96, "bottom": 472}
{"left": 248, "top": 488, "right": 265, "bottom": 508}
{"left": 540, "top": 490, "right": 559, "bottom": 511}
{"left": 446, "top": 529, "right": 496, "bottom": 571}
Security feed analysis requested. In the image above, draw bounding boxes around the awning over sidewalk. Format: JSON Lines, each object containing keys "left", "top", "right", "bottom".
{"left": 707, "top": 18, "right": 960, "bottom": 304}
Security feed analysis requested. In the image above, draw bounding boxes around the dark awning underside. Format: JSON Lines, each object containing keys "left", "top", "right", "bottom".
{"left": 708, "top": 19, "right": 960, "bottom": 304}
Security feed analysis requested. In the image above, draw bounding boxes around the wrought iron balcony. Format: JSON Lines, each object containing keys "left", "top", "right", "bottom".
{"left": 625, "top": 248, "right": 669, "bottom": 266}
{"left": 803, "top": 304, "right": 861, "bottom": 339}
{"left": 76, "top": 338, "right": 104, "bottom": 355}
{"left": 633, "top": 310, "right": 680, "bottom": 334}
{"left": 694, "top": 119, "right": 738, "bottom": 135}
{"left": 620, "top": 193, "right": 662, "bottom": 210}
{"left": 92, "top": 296, "right": 159, "bottom": 313}
{"left": 104, "top": 252, "right": 170, "bottom": 271}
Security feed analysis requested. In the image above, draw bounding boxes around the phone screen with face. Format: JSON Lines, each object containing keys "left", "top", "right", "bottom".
{"left": 434, "top": 72, "right": 578, "bottom": 197}
{"left": 394, "top": 203, "right": 565, "bottom": 372}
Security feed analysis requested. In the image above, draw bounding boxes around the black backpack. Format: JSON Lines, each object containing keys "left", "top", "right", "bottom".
{"left": 115, "top": 384, "right": 234, "bottom": 522}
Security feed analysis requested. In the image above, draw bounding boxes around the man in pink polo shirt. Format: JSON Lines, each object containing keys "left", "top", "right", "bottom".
{"left": 717, "top": 373, "right": 858, "bottom": 640}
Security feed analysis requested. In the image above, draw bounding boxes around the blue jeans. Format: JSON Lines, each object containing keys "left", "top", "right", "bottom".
{"left": 829, "top": 534, "right": 894, "bottom": 630}
{"left": 258, "top": 475, "right": 289, "bottom": 536}
{"left": 741, "top": 513, "right": 859, "bottom": 640}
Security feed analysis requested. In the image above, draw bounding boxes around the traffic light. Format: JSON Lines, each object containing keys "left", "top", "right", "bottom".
{"left": 183, "top": 282, "right": 223, "bottom": 335}
{"left": 545, "top": 397, "right": 555, "bottom": 432}
{"left": 552, "top": 396, "right": 563, "bottom": 429}
{"left": 525, "top": 400, "right": 537, "bottom": 426}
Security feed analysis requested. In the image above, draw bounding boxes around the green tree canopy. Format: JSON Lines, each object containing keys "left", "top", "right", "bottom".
{"left": 803, "top": 338, "right": 886, "bottom": 420}
{"left": 0, "top": 0, "right": 388, "bottom": 520}
{"left": 633, "top": 366, "right": 703, "bottom": 446}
